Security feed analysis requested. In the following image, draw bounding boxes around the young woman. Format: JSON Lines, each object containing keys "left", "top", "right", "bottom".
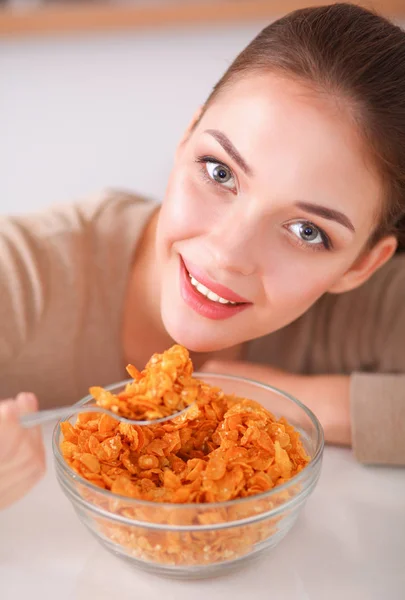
{"left": 1, "top": 3, "right": 404, "bottom": 510}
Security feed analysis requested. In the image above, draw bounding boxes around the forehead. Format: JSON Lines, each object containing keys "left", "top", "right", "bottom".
{"left": 197, "top": 73, "right": 382, "bottom": 228}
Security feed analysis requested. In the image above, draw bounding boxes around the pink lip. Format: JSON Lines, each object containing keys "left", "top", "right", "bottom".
{"left": 179, "top": 256, "right": 251, "bottom": 321}
{"left": 181, "top": 257, "right": 250, "bottom": 304}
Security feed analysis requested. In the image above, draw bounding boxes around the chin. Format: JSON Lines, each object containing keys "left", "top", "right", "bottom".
{"left": 161, "top": 307, "right": 237, "bottom": 353}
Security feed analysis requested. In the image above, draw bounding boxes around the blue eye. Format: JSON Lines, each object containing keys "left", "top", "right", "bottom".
{"left": 205, "top": 161, "right": 236, "bottom": 189}
{"left": 288, "top": 221, "right": 331, "bottom": 250}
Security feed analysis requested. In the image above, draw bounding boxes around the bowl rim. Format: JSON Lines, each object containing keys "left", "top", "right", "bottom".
{"left": 52, "top": 372, "right": 324, "bottom": 510}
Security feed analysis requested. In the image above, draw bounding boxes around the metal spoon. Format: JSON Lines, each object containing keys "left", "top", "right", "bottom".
{"left": 19, "top": 402, "right": 195, "bottom": 429}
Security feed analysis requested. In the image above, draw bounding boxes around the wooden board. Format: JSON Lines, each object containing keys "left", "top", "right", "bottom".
{"left": 0, "top": 0, "right": 404, "bottom": 38}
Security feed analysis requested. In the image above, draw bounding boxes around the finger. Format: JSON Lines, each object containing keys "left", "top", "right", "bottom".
{"left": 0, "top": 432, "right": 46, "bottom": 509}
{"left": 0, "top": 401, "right": 23, "bottom": 462}
{"left": 0, "top": 399, "right": 43, "bottom": 468}
{"left": 15, "top": 393, "right": 44, "bottom": 458}
{"left": 0, "top": 399, "right": 18, "bottom": 424}
{"left": 1, "top": 448, "right": 45, "bottom": 491}
{"left": 0, "top": 464, "right": 44, "bottom": 510}
{"left": 15, "top": 392, "right": 38, "bottom": 414}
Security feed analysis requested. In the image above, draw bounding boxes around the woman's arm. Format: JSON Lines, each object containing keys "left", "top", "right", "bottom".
{"left": 202, "top": 360, "right": 405, "bottom": 465}
{"left": 350, "top": 373, "right": 405, "bottom": 465}
{"left": 203, "top": 255, "right": 405, "bottom": 466}
{"left": 201, "top": 360, "right": 351, "bottom": 445}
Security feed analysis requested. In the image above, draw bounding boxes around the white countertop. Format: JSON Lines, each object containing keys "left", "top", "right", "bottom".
{"left": 1, "top": 422, "right": 405, "bottom": 600}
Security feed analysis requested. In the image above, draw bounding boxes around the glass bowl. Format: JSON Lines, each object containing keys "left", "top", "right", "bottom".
{"left": 52, "top": 373, "right": 324, "bottom": 579}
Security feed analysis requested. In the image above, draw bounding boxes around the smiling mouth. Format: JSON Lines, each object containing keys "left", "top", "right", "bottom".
{"left": 179, "top": 257, "right": 251, "bottom": 320}
{"left": 187, "top": 272, "right": 240, "bottom": 305}
{"left": 181, "top": 256, "right": 250, "bottom": 305}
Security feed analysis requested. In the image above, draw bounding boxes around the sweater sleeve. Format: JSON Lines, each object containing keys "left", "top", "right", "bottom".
{"left": 0, "top": 193, "right": 102, "bottom": 372}
{"left": 349, "top": 255, "right": 405, "bottom": 465}
{"left": 351, "top": 373, "right": 405, "bottom": 465}
{"left": 0, "top": 213, "right": 45, "bottom": 370}
{"left": 0, "top": 190, "right": 156, "bottom": 406}
{"left": 243, "top": 253, "right": 405, "bottom": 465}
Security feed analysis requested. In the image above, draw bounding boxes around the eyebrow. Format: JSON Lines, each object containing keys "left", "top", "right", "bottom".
{"left": 205, "top": 129, "right": 253, "bottom": 176}
{"left": 296, "top": 201, "right": 355, "bottom": 232}
{"left": 203, "top": 130, "right": 355, "bottom": 232}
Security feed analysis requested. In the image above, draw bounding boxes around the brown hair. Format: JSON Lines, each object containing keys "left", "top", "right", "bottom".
{"left": 202, "top": 3, "right": 405, "bottom": 251}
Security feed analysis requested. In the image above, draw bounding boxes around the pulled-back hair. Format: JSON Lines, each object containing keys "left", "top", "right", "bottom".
{"left": 203, "top": 3, "right": 405, "bottom": 250}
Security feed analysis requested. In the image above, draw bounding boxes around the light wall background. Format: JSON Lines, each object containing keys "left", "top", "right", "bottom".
{"left": 2, "top": 18, "right": 404, "bottom": 215}
{"left": 0, "top": 22, "right": 268, "bottom": 214}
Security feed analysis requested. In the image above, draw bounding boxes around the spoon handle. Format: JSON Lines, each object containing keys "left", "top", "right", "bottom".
{"left": 19, "top": 403, "right": 195, "bottom": 428}
{"left": 19, "top": 405, "right": 112, "bottom": 428}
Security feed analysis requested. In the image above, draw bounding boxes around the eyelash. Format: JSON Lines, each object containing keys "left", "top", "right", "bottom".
{"left": 195, "top": 155, "right": 237, "bottom": 193}
{"left": 285, "top": 221, "right": 332, "bottom": 251}
{"left": 195, "top": 155, "right": 332, "bottom": 251}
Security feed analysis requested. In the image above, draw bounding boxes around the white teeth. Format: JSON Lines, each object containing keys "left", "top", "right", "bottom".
{"left": 188, "top": 273, "right": 236, "bottom": 305}
{"left": 196, "top": 283, "right": 209, "bottom": 296}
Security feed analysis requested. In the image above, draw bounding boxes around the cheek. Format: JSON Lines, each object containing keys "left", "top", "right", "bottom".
{"left": 158, "top": 167, "right": 216, "bottom": 253}
{"left": 262, "top": 258, "right": 345, "bottom": 311}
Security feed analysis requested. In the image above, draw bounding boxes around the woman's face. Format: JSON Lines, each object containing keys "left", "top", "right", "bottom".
{"left": 155, "top": 73, "right": 385, "bottom": 352}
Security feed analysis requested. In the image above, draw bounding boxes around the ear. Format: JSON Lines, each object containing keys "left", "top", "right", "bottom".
{"left": 175, "top": 106, "right": 204, "bottom": 158}
{"left": 328, "top": 235, "right": 398, "bottom": 294}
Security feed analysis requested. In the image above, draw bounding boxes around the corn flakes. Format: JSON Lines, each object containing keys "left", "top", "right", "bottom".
{"left": 61, "top": 344, "right": 310, "bottom": 566}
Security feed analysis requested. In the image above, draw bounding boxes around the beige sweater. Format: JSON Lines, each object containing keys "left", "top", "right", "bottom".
{"left": 1, "top": 191, "right": 404, "bottom": 465}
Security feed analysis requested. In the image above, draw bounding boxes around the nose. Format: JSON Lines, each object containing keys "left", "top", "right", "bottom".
{"left": 205, "top": 205, "right": 260, "bottom": 276}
